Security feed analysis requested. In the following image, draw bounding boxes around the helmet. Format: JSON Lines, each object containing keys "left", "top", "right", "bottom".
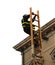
{"left": 23, "top": 14, "right": 27, "bottom": 18}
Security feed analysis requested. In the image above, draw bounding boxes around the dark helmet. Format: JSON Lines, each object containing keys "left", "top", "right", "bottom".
{"left": 23, "top": 14, "right": 28, "bottom": 18}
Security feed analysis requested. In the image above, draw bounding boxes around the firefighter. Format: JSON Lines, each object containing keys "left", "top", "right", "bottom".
{"left": 21, "top": 12, "right": 36, "bottom": 35}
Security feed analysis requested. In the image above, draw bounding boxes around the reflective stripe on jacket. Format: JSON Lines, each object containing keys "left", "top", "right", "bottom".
{"left": 22, "top": 21, "right": 35, "bottom": 30}
{"left": 22, "top": 22, "right": 30, "bottom": 25}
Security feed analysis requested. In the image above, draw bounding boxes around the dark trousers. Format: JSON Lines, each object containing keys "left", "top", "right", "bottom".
{"left": 23, "top": 27, "right": 30, "bottom": 35}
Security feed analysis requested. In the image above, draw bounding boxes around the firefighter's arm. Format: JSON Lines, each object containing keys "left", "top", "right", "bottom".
{"left": 32, "top": 15, "right": 36, "bottom": 22}
{"left": 32, "top": 12, "right": 38, "bottom": 16}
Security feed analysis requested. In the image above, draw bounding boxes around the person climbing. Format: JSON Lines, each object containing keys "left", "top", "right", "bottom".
{"left": 21, "top": 12, "right": 36, "bottom": 35}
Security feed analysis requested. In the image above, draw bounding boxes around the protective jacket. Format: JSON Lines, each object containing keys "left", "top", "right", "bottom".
{"left": 21, "top": 14, "right": 36, "bottom": 35}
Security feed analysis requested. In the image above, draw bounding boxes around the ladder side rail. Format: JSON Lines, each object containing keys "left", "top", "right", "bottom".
{"left": 37, "top": 10, "right": 42, "bottom": 48}
{"left": 30, "top": 7, "right": 35, "bottom": 57}
{"left": 37, "top": 11, "right": 44, "bottom": 65}
{"left": 30, "top": 7, "right": 36, "bottom": 65}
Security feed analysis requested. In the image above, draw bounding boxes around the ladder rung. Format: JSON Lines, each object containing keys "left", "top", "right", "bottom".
{"left": 37, "top": 62, "right": 42, "bottom": 64}
{"left": 34, "top": 37, "right": 39, "bottom": 39}
{"left": 33, "top": 24, "right": 38, "bottom": 27}
{"left": 34, "top": 20, "right": 38, "bottom": 22}
{"left": 35, "top": 49, "right": 41, "bottom": 52}
{"left": 36, "top": 59, "right": 44, "bottom": 64}
{"left": 35, "top": 55, "right": 42, "bottom": 58}
{"left": 35, "top": 25, "right": 38, "bottom": 27}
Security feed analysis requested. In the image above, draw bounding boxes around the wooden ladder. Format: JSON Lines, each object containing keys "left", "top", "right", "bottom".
{"left": 30, "top": 7, "right": 44, "bottom": 65}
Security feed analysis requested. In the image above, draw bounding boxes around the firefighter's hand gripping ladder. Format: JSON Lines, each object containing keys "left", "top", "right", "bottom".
{"left": 30, "top": 8, "right": 44, "bottom": 65}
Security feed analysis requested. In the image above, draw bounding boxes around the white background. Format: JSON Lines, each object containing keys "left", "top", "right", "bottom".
{"left": 0, "top": 0, "right": 55, "bottom": 65}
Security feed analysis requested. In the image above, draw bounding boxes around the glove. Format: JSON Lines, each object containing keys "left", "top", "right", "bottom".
{"left": 32, "top": 12, "right": 34, "bottom": 15}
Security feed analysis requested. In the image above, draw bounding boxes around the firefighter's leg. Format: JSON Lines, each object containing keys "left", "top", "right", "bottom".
{"left": 23, "top": 27, "right": 30, "bottom": 35}
{"left": 23, "top": 27, "right": 28, "bottom": 34}
{"left": 26, "top": 27, "right": 30, "bottom": 35}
